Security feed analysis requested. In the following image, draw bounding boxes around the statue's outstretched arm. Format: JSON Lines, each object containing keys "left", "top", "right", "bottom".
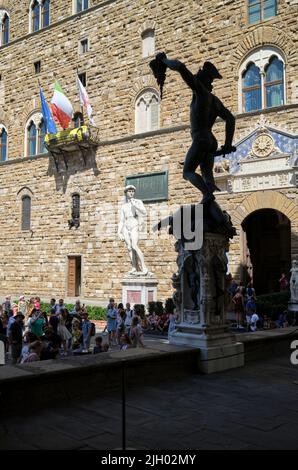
{"left": 157, "top": 53, "right": 196, "bottom": 90}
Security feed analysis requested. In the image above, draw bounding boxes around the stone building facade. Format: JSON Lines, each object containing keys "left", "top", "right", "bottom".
{"left": 0, "top": 0, "right": 297, "bottom": 304}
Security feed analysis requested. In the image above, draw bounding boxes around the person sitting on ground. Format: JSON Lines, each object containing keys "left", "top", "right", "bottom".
{"left": 21, "top": 340, "right": 43, "bottom": 363}
{"left": 120, "top": 333, "right": 132, "bottom": 350}
{"left": 249, "top": 312, "right": 259, "bottom": 332}
{"left": 20, "top": 331, "right": 39, "bottom": 363}
{"left": 40, "top": 326, "right": 62, "bottom": 360}
{"left": 148, "top": 312, "right": 158, "bottom": 331}
{"left": 93, "top": 336, "right": 104, "bottom": 354}
{"left": 276, "top": 310, "right": 288, "bottom": 328}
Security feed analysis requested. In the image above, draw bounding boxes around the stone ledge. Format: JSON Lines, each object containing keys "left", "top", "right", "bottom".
{"left": 0, "top": 343, "right": 200, "bottom": 417}
{"left": 235, "top": 326, "right": 298, "bottom": 362}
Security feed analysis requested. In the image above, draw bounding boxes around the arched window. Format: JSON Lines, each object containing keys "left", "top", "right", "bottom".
{"left": 22, "top": 196, "right": 31, "bottom": 230}
{"left": 142, "top": 29, "right": 155, "bottom": 58}
{"left": 26, "top": 114, "right": 47, "bottom": 157}
{"left": 41, "top": 0, "right": 50, "bottom": 28}
{"left": 135, "top": 89, "right": 160, "bottom": 134}
{"left": 265, "top": 56, "right": 284, "bottom": 108}
{"left": 242, "top": 63, "right": 262, "bottom": 112}
{"left": 0, "top": 11, "right": 9, "bottom": 46}
{"left": 73, "top": 112, "right": 84, "bottom": 128}
{"left": 32, "top": 0, "right": 40, "bottom": 32}
{"left": 30, "top": 0, "right": 50, "bottom": 32}
{"left": 75, "top": 0, "right": 89, "bottom": 13}
{"left": 239, "top": 47, "right": 285, "bottom": 113}
{"left": 0, "top": 127, "right": 7, "bottom": 162}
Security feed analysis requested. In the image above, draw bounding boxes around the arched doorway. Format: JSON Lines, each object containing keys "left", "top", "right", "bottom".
{"left": 241, "top": 209, "right": 291, "bottom": 294}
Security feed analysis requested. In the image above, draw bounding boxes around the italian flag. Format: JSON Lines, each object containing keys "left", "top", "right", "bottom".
{"left": 51, "top": 81, "right": 73, "bottom": 129}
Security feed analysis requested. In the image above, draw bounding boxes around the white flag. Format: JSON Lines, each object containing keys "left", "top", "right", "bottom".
{"left": 76, "top": 75, "right": 95, "bottom": 125}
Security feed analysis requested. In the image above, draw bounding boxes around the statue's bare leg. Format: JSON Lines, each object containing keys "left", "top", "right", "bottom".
{"left": 201, "top": 152, "right": 220, "bottom": 193}
{"left": 131, "top": 229, "right": 148, "bottom": 274}
{"left": 183, "top": 139, "right": 214, "bottom": 203}
{"left": 123, "top": 228, "right": 136, "bottom": 273}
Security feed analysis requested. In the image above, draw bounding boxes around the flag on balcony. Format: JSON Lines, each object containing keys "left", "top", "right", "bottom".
{"left": 76, "top": 75, "right": 95, "bottom": 125}
{"left": 39, "top": 86, "right": 57, "bottom": 134}
{"left": 51, "top": 81, "right": 73, "bottom": 129}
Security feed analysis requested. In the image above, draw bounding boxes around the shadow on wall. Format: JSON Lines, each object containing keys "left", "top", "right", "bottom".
{"left": 47, "top": 147, "right": 100, "bottom": 193}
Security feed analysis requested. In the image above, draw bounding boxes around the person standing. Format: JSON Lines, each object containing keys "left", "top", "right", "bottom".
{"left": 232, "top": 288, "right": 245, "bottom": 329}
{"left": 8, "top": 313, "right": 24, "bottom": 364}
{"left": 81, "top": 312, "right": 92, "bottom": 352}
{"left": 279, "top": 273, "right": 288, "bottom": 291}
{"left": 124, "top": 302, "right": 134, "bottom": 335}
{"left": 107, "top": 299, "right": 118, "bottom": 346}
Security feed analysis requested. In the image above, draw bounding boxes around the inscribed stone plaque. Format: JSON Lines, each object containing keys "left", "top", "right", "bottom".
{"left": 126, "top": 171, "right": 168, "bottom": 202}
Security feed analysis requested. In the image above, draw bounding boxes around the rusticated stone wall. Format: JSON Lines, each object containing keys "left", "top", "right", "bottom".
{"left": 0, "top": 0, "right": 297, "bottom": 303}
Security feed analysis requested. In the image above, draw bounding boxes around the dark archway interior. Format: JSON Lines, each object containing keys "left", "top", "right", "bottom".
{"left": 242, "top": 209, "right": 291, "bottom": 294}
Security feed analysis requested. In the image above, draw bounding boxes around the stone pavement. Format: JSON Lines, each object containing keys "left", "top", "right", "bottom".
{"left": 1, "top": 352, "right": 298, "bottom": 450}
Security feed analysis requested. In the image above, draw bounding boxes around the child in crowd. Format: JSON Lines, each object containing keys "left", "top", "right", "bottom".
{"left": 93, "top": 336, "right": 103, "bottom": 354}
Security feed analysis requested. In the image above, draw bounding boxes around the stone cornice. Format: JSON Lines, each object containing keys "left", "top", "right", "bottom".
{"left": 0, "top": 104, "right": 297, "bottom": 166}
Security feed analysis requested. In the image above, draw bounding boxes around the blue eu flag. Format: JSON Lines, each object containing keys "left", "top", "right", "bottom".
{"left": 39, "top": 86, "right": 57, "bottom": 134}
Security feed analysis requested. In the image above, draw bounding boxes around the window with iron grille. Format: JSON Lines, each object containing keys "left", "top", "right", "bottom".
{"left": 22, "top": 196, "right": 31, "bottom": 231}
{"left": 69, "top": 193, "right": 80, "bottom": 228}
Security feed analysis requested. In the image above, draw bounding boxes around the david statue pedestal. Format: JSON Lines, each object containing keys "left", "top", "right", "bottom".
{"left": 118, "top": 185, "right": 158, "bottom": 306}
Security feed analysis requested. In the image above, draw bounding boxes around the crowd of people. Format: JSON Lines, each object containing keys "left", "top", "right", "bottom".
{"left": 228, "top": 275, "right": 295, "bottom": 331}
{"left": 0, "top": 295, "right": 168, "bottom": 366}
{"left": 229, "top": 281, "right": 260, "bottom": 331}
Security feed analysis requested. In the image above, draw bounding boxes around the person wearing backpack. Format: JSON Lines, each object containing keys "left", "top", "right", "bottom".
{"left": 246, "top": 282, "right": 256, "bottom": 300}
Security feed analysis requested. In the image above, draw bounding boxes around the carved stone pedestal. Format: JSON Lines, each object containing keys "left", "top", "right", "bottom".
{"left": 288, "top": 260, "right": 298, "bottom": 318}
{"left": 170, "top": 231, "right": 244, "bottom": 374}
{"left": 122, "top": 273, "right": 158, "bottom": 307}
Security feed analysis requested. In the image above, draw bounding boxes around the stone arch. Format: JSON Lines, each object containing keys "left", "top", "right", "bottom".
{"left": 233, "top": 191, "right": 298, "bottom": 226}
{"left": 129, "top": 77, "right": 159, "bottom": 104}
{"left": 138, "top": 20, "right": 156, "bottom": 36}
{"left": 230, "top": 26, "right": 295, "bottom": 77}
{"left": 17, "top": 186, "right": 34, "bottom": 200}
{"left": 0, "top": 110, "right": 9, "bottom": 127}
{"left": 20, "top": 104, "right": 42, "bottom": 130}
{"left": 0, "top": 2, "right": 11, "bottom": 13}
